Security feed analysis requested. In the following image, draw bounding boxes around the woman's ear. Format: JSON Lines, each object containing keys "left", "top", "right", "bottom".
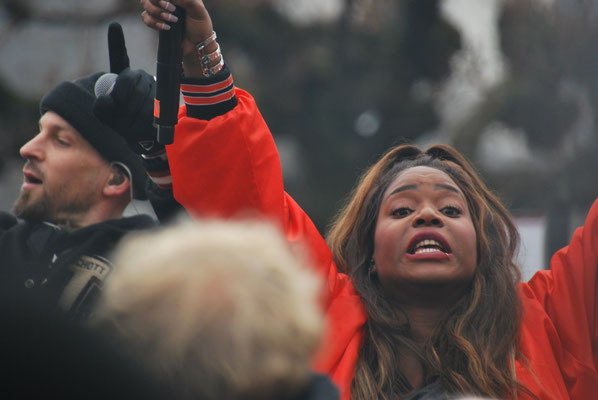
{"left": 369, "top": 258, "right": 377, "bottom": 275}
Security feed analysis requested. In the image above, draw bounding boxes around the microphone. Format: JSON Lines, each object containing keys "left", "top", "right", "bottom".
{"left": 154, "top": 6, "right": 186, "bottom": 145}
{"left": 94, "top": 72, "right": 118, "bottom": 98}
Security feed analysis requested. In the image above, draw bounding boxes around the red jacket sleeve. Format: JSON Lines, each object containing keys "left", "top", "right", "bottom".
{"left": 167, "top": 88, "right": 285, "bottom": 222}
{"left": 166, "top": 88, "right": 366, "bottom": 399}
{"left": 168, "top": 89, "right": 337, "bottom": 285}
{"left": 524, "top": 198, "right": 598, "bottom": 392}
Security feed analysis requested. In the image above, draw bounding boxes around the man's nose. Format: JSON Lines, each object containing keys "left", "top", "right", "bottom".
{"left": 20, "top": 134, "right": 45, "bottom": 161}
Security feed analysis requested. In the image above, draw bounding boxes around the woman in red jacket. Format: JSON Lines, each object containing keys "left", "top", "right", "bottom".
{"left": 141, "top": 1, "right": 598, "bottom": 399}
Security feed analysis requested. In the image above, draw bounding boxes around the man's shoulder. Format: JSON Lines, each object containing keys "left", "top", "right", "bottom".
{"left": 0, "top": 212, "right": 18, "bottom": 230}
{"left": 98, "top": 214, "right": 157, "bottom": 231}
{"left": 73, "top": 214, "right": 157, "bottom": 242}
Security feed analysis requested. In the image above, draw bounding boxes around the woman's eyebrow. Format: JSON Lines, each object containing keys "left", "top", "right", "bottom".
{"left": 388, "top": 184, "right": 418, "bottom": 197}
{"left": 388, "top": 183, "right": 461, "bottom": 196}
{"left": 434, "top": 183, "right": 461, "bottom": 194}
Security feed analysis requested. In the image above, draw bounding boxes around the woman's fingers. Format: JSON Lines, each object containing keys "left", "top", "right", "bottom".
{"left": 140, "top": 0, "right": 177, "bottom": 30}
{"left": 170, "top": 0, "right": 207, "bottom": 20}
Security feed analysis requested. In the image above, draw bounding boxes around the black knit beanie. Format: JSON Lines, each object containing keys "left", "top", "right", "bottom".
{"left": 39, "top": 72, "right": 147, "bottom": 200}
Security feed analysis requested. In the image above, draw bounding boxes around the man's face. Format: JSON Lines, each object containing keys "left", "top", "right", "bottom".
{"left": 13, "top": 111, "right": 110, "bottom": 226}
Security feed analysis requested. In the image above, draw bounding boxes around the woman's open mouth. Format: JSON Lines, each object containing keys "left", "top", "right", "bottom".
{"left": 406, "top": 232, "right": 452, "bottom": 261}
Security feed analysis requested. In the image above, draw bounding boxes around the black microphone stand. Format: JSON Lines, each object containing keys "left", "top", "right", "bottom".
{"left": 154, "top": 6, "right": 186, "bottom": 145}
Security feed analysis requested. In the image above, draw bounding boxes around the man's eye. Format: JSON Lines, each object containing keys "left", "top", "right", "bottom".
{"left": 392, "top": 207, "right": 412, "bottom": 218}
{"left": 56, "top": 137, "right": 70, "bottom": 147}
{"left": 441, "top": 206, "right": 462, "bottom": 217}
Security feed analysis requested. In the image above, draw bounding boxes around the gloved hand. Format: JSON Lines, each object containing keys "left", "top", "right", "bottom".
{"left": 93, "top": 22, "right": 161, "bottom": 155}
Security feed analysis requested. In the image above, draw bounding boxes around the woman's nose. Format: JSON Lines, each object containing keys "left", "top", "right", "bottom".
{"left": 412, "top": 206, "right": 443, "bottom": 227}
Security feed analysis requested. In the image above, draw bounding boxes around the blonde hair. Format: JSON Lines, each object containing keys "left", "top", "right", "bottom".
{"left": 92, "top": 218, "right": 324, "bottom": 400}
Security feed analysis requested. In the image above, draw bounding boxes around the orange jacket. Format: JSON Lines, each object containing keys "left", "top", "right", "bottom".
{"left": 167, "top": 88, "right": 598, "bottom": 400}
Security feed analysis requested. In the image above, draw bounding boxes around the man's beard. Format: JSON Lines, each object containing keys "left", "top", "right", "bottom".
{"left": 12, "top": 185, "right": 92, "bottom": 228}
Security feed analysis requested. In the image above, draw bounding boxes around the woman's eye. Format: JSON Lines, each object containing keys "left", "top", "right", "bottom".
{"left": 392, "top": 207, "right": 412, "bottom": 218}
{"left": 441, "top": 206, "right": 462, "bottom": 217}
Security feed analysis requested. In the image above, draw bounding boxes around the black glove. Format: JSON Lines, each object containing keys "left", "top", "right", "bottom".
{"left": 93, "top": 22, "right": 161, "bottom": 155}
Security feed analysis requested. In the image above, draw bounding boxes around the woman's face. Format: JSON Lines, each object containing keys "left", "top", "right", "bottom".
{"left": 372, "top": 166, "right": 478, "bottom": 304}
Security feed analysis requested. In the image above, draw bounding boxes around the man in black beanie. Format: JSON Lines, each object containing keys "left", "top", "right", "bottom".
{"left": 0, "top": 23, "right": 171, "bottom": 321}
{"left": 14, "top": 71, "right": 149, "bottom": 227}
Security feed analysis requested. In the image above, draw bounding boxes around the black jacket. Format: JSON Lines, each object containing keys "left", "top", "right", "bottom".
{"left": 0, "top": 212, "right": 156, "bottom": 320}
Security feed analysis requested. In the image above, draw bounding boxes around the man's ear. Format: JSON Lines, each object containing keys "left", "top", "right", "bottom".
{"left": 104, "top": 164, "right": 131, "bottom": 197}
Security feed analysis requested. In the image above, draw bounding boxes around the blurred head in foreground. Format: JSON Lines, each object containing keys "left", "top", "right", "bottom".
{"left": 92, "top": 218, "right": 325, "bottom": 400}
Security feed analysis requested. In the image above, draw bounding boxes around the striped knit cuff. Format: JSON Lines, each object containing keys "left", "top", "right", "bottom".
{"left": 182, "top": 63, "right": 238, "bottom": 120}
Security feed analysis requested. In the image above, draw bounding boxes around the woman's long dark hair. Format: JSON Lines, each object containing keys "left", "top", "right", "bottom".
{"left": 326, "top": 144, "right": 533, "bottom": 399}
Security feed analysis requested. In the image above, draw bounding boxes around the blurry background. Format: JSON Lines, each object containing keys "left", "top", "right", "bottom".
{"left": 1, "top": 0, "right": 597, "bottom": 280}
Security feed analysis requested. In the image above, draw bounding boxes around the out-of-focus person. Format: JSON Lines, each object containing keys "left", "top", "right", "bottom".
{"left": 91, "top": 218, "right": 339, "bottom": 400}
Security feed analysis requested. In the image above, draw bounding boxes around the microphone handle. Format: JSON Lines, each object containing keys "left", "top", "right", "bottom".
{"left": 154, "top": 6, "right": 186, "bottom": 145}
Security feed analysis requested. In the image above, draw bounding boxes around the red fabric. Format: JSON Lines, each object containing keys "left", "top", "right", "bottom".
{"left": 167, "top": 88, "right": 598, "bottom": 400}
{"left": 516, "top": 208, "right": 598, "bottom": 399}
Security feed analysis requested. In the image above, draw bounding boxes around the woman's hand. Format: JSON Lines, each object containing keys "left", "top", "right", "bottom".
{"left": 140, "top": 0, "right": 219, "bottom": 77}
